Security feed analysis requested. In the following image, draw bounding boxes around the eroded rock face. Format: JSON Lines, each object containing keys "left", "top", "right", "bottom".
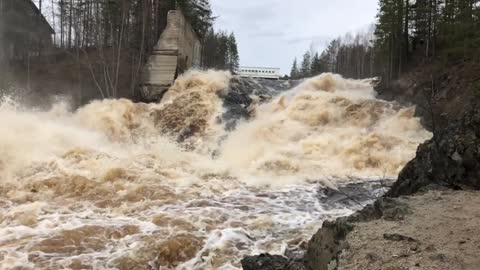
{"left": 222, "top": 77, "right": 298, "bottom": 130}
{"left": 241, "top": 253, "right": 306, "bottom": 270}
{"left": 305, "top": 220, "right": 353, "bottom": 270}
{"left": 387, "top": 105, "right": 480, "bottom": 197}
{"left": 303, "top": 197, "right": 410, "bottom": 270}
{"left": 347, "top": 197, "right": 411, "bottom": 222}
{"left": 241, "top": 254, "right": 288, "bottom": 270}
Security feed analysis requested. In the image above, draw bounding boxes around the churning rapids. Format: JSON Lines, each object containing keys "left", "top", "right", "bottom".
{"left": 0, "top": 71, "right": 431, "bottom": 270}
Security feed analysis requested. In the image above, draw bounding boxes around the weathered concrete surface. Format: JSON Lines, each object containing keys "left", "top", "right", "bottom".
{"left": 140, "top": 10, "right": 202, "bottom": 101}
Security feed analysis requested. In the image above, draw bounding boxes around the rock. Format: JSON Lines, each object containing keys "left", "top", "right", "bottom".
{"left": 300, "top": 197, "right": 410, "bottom": 270}
{"left": 429, "top": 253, "right": 448, "bottom": 262}
{"left": 384, "top": 266, "right": 406, "bottom": 270}
{"left": 387, "top": 106, "right": 480, "bottom": 197}
{"left": 347, "top": 197, "right": 411, "bottom": 222}
{"left": 305, "top": 219, "right": 353, "bottom": 270}
{"left": 318, "top": 180, "right": 392, "bottom": 210}
{"left": 425, "top": 245, "right": 437, "bottom": 252}
{"left": 241, "top": 254, "right": 288, "bottom": 270}
{"left": 284, "top": 247, "right": 306, "bottom": 262}
{"left": 383, "top": 233, "right": 418, "bottom": 243}
{"left": 286, "top": 262, "right": 307, "bottom": 270}
{"left": 222, "top": 77, "right": 298, "bottom": 130}
{"left": 365, "top": 253, "right": 382, "bottom": 263}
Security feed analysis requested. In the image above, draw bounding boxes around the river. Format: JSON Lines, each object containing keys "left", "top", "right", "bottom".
{"left": 0, "top": 71, "right": 431, "bottom": 269}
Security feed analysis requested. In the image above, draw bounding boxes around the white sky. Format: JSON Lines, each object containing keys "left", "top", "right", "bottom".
{"left": 210, "top": 0, "right": 379, "bottom": 74}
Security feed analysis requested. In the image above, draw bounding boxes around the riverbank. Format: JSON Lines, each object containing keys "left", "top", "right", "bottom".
{"left": 338, "top": 189, "right": 480, "bottom": 270}
{"left": 242, "top": 189, "right": 480, "bottom": 270}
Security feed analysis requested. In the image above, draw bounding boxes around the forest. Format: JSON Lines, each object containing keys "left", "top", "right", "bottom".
{"left": 291, "top": 0, "right": 480, "bottom": 85}
{"left": 35, "top": 0, "right": 238, "bottom": 68}
{"left": 2, "top": 0, "right": 239, "bottom": 103}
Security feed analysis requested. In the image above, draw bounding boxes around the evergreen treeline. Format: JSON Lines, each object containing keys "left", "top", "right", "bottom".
{"left": 291, "top": 0, "right": 480, "bottom": 84}
{"left": 375, "top": 0, "right": 480, "bottom": 85}
{"left": 202, "top": 30, "right": 240, "bottom": 72}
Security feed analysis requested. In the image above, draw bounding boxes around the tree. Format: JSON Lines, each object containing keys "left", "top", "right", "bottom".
{"left": 290, "top": 58, "right": 299, "bottom": 79}
{"left": 310, "top": 52, "right": 323, "bottom": 76}
{"left": 296, "top": 31, "right": 374, "bottom": 79}
{"left": 29, "top": 0, "right": 222, "bottom": 100}
{"left": 300, "top": 51, "right": 312, "bottom": 78}
{"left": 177, "top": 0, "right": 214, "bottom": 38}
{"left": 201, "top": 29, "right": 240, "bottom": 70}
{"left": 227, "top": 32, "right": 240, "bottom": 72}
{"left": 291, "top": 0, "right": 479, "bottom": 85}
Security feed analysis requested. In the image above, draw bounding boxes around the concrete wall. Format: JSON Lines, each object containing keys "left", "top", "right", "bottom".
{"left": 153, "top": 10, "right": 202, "bottom": 70}
{"left": 140, "top": 10, "right": 202, "bottom": 101}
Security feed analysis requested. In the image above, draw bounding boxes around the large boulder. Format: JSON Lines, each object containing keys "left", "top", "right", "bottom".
{"left": 304, "top": 196, "right": 410, "bottom": 270}
{"left": 387, "top": 105, "right": 480, "bottom": 197}
{"left": 304, "top": 220, "right": 352, "bottom": 270}
{"left": 222, "top": 77, "right": 299, "bottom": 130}
{"left": 241, "top": 254, "right": 289, "bottom": 270}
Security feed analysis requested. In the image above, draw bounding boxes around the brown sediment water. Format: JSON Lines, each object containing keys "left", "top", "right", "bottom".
{"left": 0, "top": 70, "right": 431, "bottom": 269}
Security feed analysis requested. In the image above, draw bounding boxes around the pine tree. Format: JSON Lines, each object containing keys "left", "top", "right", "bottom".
{"left": 300, "top": 51, "right": 312, "bottom": 78}
{"left": 177, "top": 0, "right": 214, "bottom": 38}
{"left": 290, "top": 58, "right": 299, "bottom": 79}
{"left": 201, "top": 29, "right": 240, "bottom": 70}
{"left": 202, "top": 28, "right": 218, "bottom": 68}
{"left": 374, "top": 0, "right": 405, "bottom": 83}
{"left": 310, "top": 52, "right": 323, "bottom": 76}
{"left": 227, "top": 33, "right": 240, "bottom": 72}
{"left": 323, "top": 39, "right": 340, "bottom": 72}
{"left": 299, "top": 32, "right": 374, "bottom": 79}
{"left": 217, "top": 31, "right": 229, "bottom": 69}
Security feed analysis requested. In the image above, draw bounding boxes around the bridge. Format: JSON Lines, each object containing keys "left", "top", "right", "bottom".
{"left": 140, "top": 10, "right": 202, "bottom": 102}
{"left": 237, "top": 66, "right": 281, "bottom": 80}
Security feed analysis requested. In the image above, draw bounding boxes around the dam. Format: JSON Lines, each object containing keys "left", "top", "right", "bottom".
{"left": 139, "top": 10, "right": 202, "bottom": 102}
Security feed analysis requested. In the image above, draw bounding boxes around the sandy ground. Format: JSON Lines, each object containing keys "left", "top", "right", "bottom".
{"left": 338, "top": 190, "right": 480, "bottom": 270}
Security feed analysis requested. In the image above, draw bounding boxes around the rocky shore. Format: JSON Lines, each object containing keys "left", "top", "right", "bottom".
{"left": 337, "top": 189, "right": 480, "bottom": 270}
{"left": 241, "top": 62, "right": 480, "bottom": 270}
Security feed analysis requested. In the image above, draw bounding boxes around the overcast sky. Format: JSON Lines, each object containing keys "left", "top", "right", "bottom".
{"left": 210, "top": 0, "right": 379, "bottom": 75}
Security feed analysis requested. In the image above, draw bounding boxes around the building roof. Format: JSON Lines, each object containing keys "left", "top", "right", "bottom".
{"left": 23, "top": 0, "right": 55, "bottom": 34}
{"left": 1, "top": 0, "right": 55, "bottom": 35}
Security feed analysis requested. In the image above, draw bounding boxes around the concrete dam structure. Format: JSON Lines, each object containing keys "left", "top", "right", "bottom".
{"left": 140, "top": 10, "right": 202, "bottom": 101}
